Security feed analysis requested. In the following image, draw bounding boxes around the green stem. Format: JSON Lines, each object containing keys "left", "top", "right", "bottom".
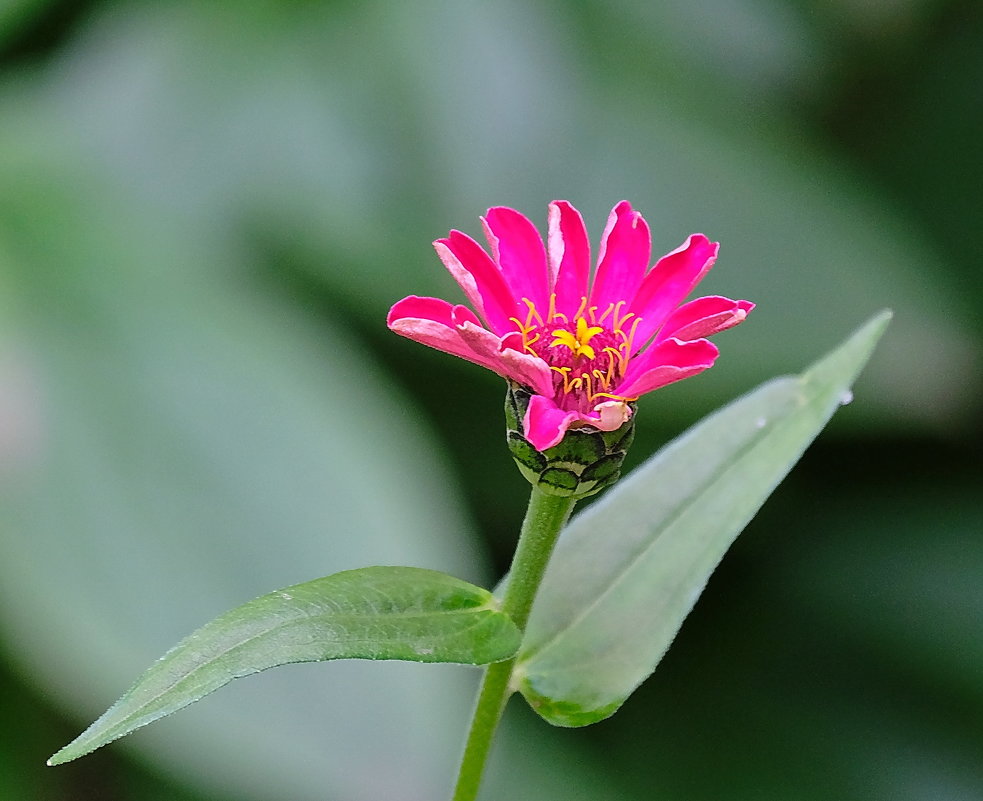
{"left": 451, "top": 487, "right": 576, "bottom": 801}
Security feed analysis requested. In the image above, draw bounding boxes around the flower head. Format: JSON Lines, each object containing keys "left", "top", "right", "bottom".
{"left": 388, "top": 201, "right": 753, "bottom": 452}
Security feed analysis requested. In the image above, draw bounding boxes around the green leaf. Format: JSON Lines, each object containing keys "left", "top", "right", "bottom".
{"left": 513, "top": 311, "right": 892, "bottom": 727}
{"left": 48, "top": 567, "right": 519, "bottom": 766}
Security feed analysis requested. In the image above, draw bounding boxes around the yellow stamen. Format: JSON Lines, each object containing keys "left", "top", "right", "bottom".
{"left": 521, "top": 298, "right": 544, "bottom": 328}
{"left": 592, "top": 391, "right": 639, "bottom": 403}
{"left": 608, "top": 300, "right": 629, "bottom": 328}
{"left": 550, "top": 316, "right": 604, "bottom": 359}
{"left": 592, "top": 368, "right": 609, "bottom": 391}
{"left": 550, "top": 365, "right": 573, "bottom": 394}
{"left": 602, "top": 346, "right": 621, "bottom": 384}
{"left": 508, "top": 314, "right": 538, "bottom": 355}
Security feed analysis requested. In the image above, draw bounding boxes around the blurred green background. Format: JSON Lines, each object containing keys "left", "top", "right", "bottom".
{"left": 0, "top": 1, "right": 980, "bottom": 799}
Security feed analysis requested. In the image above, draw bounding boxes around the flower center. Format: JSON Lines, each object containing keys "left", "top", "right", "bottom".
{"left": 510, "top": 296, "right": 641, "bottom": 411}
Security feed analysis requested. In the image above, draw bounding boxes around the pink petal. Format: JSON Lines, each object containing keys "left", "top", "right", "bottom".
{"left": 435, "top": 231, "right": 519, "bottom": 336}
{"left": 482, "top": 207, "right": 550, "bottom": 316}
{"left": 389, "top": 296, "right": 554, "bottom": 395}
{"left": 628, "top": 234, "right": 719, "bottom": 350}
{"left": 523, "top": 395, "right": 581, "bottom": 451}
{"left": 616, "top": 338, "right": 719, "bottom": 398}
{"left": 589, "top": 201, "right": 651, "bottom": 317}
{"left": 523, "top": 396, "right": 633, "bottom": 452}
{"left": 547, "top": 200, "right": 591, "bottom": 318}
{"left": 389, "top": 296, "right": 502, "bottom": 368}
{"left": 388, "top": 295, "right": 482, "bottom": 329}
{"left": 656, "top": 296, "right": 755, "bottom": 343}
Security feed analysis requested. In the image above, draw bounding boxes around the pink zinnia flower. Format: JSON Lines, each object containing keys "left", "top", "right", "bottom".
{"left": 388, "top": 201, "right": 753, "bottom": 451}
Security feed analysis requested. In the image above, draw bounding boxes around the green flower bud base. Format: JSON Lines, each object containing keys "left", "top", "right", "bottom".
{"left": 504, "top": 382, "right": 636, "bottom": 499}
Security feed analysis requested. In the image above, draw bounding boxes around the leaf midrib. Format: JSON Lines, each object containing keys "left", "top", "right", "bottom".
{"left": 71, "top": 600, "right": 499, "bottom": 751}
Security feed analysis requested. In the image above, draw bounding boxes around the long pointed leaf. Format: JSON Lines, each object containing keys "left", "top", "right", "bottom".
{"left": 49, "top": 566, "right": 519, "bottom": 765}
{"left": 514, "top": 311, "right": 891, "bottom": 726}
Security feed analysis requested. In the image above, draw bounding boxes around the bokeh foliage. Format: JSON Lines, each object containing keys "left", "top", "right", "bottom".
{"left": 0, "top": 1, "right": 980, "bottom": 799}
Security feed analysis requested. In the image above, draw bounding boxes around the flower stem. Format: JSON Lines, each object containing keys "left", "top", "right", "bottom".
{"left": 451, "top": 487, "right": 576, "bottom": 801}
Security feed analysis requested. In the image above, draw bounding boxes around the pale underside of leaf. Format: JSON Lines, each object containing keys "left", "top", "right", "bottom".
{"left": 49, "top": 566, "right": 519, "bottom": 765}
{"left": 514, "top": 311, "right": 891, "bottom": 727}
